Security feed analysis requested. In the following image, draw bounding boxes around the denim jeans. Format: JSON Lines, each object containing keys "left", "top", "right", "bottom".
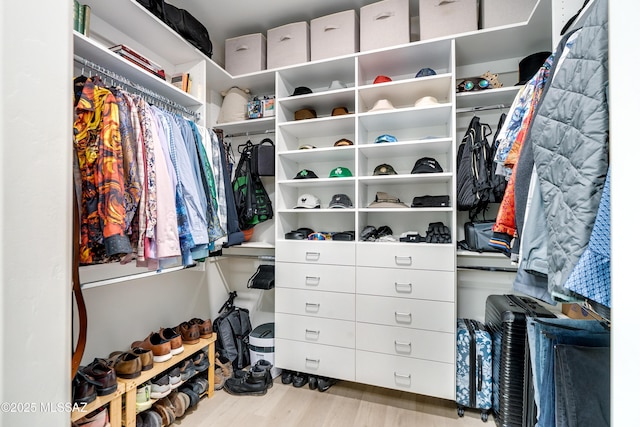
{"left": 526, "top": 318, "right": 609, "bottom": 427}
{"left": 554, "top": 345, "right": 610, "bottom": 427}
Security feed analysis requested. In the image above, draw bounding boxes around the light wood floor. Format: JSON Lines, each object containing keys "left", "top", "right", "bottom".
{"left": 179, "top": 377, "right": 492, "bottom": 427}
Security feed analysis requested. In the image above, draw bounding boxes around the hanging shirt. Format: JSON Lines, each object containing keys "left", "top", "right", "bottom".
{"left": 73, "top": 77, "right": 131, "bottom": 264}
{"left": 203, "top": 127, "right": 228, "bottom": 240}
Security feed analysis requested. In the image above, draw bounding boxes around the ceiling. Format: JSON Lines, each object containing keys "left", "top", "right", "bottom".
{"left": 175, "top": 0, "right": 420, "bottom": 47}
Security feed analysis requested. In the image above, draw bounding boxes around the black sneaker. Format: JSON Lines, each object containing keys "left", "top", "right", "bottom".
{"left": 223, "top": 375, "right": 268, "bottom": 396}
{"left": 281, "top": 369, "right": 294, "bottom": 385}
{"left": 308, "top": 375, "right": 318, "bottom": 390}
{"left": 317, "top": 377, "right": 337, "bottom": 392}
{"left": 292, "top": 372, "right": 308, "bottom": 388}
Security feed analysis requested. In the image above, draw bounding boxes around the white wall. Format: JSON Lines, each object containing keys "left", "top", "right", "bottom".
{"left": 0, "top": 1, "right": 72, "bottom": 426}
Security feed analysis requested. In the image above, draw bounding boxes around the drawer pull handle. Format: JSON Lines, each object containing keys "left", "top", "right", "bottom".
{"left": 394, "top": 282, "right": 412, "bottom": 293}
{"left": 394, "top": 340, "right": 412, "bottom": 354}
{"left": 394, "top": 340, "right": 412, "bottom": 348}
{"left": 305, "top": 303, "right": 320, "bottom": 312}
{"left": 305, "top": 329, "right": 320, "bottom": 337}
{"left": 395, "top": 256, "right": 412, "bottom": 266}
{"left": 235, "top": 45, "right": 248, "bottom": 52}
{"left": 394, "top": 312, "right": 412, "bottom": 323}
{"left": 305, "top": 252, "right": 321, "bottom": 261}
{"left": 305, "top": 276, "right": 321, "bottom": 286}
{"left": 375, "top": 12, "right": 394, "bottom": 21}
{"left": 305, "top": 357, "right": 320, "bottom": 365}
{"left": 324, "top": 25, "right": 339, "bottom": 32}
{"left": 394, "top": 372, "right": 411, "bottom": 379}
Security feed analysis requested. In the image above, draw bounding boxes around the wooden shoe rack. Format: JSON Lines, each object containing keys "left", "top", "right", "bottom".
{"left": 71, "top": 335, "right": 215, "bottom": 426}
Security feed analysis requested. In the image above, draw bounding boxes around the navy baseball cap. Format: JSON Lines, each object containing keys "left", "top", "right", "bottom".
{"left": 374, "top": 134, "right": 397, "bottom": 143}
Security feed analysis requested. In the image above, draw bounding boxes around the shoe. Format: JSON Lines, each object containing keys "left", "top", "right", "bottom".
{"left": 317, "top": 376, "right": 338, "bottom": 392}
{"left": 180, "top": 386, "right": 199, "bottom": 408}
{"left": 214, "top": 352, "right": 231, "bottom": 379}
{"left": 75, "top": 405, "right": 109, "bottom": 426}
{"left": 132, "top": 332, "right": 172, "bottom": 363}
{"left": 308, "top": 375, "right": 318, "bottom": 390}
{"left": 72, "top": 370, "right": 98, "bottom": 405}
{"left": 176, "top": 321, "right": 200, "bottom": 345}
{"left": 214, "top": 367, "right": 226, "bottom": 390}
{"left": 179, "top": 359, "right": 196, "bottom": 382}
{"left": 159, "top": 327, "right": 184, "bottom": 355}
{"left": 223, "top": 375, "right": 269, "bottom": 396}
{"left": 292, "top": 372, "right": 308, "bottom": 388}
{"left": 140, "top": 410, "right": 162, "bottom": 427}
{"left": 135, "top": 383, "right": 152, "bottom": 413}
{"left": 193, "top": 376, "right": 209, "bottom": 394}
{"left": 281, "top": 369, "right": 293, "bottom": 385}
{"left": 176, "top": 392, "right": 191, "bottom": 415}
{"left": 154, "top": 398, "right": 176, "bottom": 425}
{"left": 130, "top": 347, "right": 154, "bottom": 371}
{"left": 193, "top": 350, "right": 211, "bottom": 373}
{"left": 108, "top": 351, "right": 142, "bottom": 379}
{"left": 189, "top": 318, "right": 213, "bottom": 339}
{"left": 149, "top": 374, "right": 171, "bottom": 399}
{"left": 167, "top": 391, "right": 186, "bottom": 418}
{"left": 168, "top": 366, "right": 183, "bottom": 389}
{"left": 83, "top": 358, "right": 117, "bottom": 396}
{"left": 252, "top": 360, "right": 273, "bottom": 389}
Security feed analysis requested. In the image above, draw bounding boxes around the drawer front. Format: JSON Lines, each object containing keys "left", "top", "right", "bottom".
{"left": 356, "top": 267, "right": 454, "bottom": 301}
{"left": 356, "top": 322, "right": 454, "bottom": 363}
{"left": 276, "top": 288, "right": 355, "bottom": 321}
{"left": 277, "top": 240, "right": 356, "bottom": 265}
{"left": 276, "top": 262, "right": 355, "bottom": 293}
{"left": 275, "top": 313, "right": 355, "bottom": 348}
{"left": 275, "top": 339, "right": 355, "bottom": 380}
{"left": 356, "top": 243, "right": 455, "bottom": 271}
{"left": 356, "top": 350, "right": 454, "bottom": 400}
{"left": 356, "top": 294, "right": 455, "bottom": 333}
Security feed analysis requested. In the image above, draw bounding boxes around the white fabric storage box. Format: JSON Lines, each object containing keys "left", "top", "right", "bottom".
{"left": 249, "top": 323, "right": 281, "bottom": 378}
{"left": 481, "top": 0, "right": 536, "bottom": 29}
{"left": 310, "top": 10, "right": 359, "bottom": 61}
{"left": 419, "top": 0, "right": 478, "bottom": 40}
{"left": 267, "top": 21, "right": 310, "bottom": 69}
{"left": 360, "top": 0, "right": 410, "bottom": 52}
{"left": 225, "top": 33, "right": 266, "bottom": 75}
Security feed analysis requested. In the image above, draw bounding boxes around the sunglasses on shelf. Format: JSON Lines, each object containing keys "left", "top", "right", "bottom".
{"left": 308, "top": 232, "right": 331, "bottom": 241}
{"left": 456, "top": 78, "right": 492, "bottom": 93}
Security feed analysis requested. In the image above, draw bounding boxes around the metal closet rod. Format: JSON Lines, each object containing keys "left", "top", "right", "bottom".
{"left": 74, "top": 55, "right": 201, "bottom": 120}
{"left": 456, "top": 104, "right": 507, "bottom": 114}
{"left": 221, "top": 129, "right": 275, "bottom": 139}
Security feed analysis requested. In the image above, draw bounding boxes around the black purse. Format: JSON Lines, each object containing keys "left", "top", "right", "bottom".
{"left": 247, "top": 264, "right": 275, "bottom": 290}
{"left": 250, "top": 138, "right": 275, "bottom": 176}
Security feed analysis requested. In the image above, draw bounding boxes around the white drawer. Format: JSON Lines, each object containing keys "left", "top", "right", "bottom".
{"left": 275, "top": 313, "right": 355, "bottom": 348}
{"left": 356, "top": 322, "right": 454, "bottom": 363}
{"left": 356, "top": 350, "right": 454, "bottom": 400}
{"left": 276, "top": 262, "right": 355, "bottom": 293}
{"left": 277, "top": 240, "right": 356, "bottom": 265}
{"left": 356, "top": 294, "right": 455, "bottom": 333}
{"left": 276, "top": 288, "right": 355, "bottom": 321}
{"left": 275, "top": 339, "right": 355, "bottom": 380}
{"left": 356, "top": 243, "right": 455, "bottom": 271}
{"left": 356, "top": 267, "right": 454, "bottom": 301}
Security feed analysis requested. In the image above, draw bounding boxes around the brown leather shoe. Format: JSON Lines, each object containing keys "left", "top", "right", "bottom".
{"left": 189, "top": 318, "right": 213, "bottom": 339}
{"left": 132, "top": 332, "right": 172, "bottom": 363}
{"left": 83, "top": 358, "right": 117, "bottom": 396}
{"left": 108, "top": 351, "right": 142, "bottom": 379}
{"left": 159, "top": 327, "right": 184, "bottom": 355}
{"left": 130, "top": 347, "right": 154, "bottom": 371}
{"left": 176, "top": 321, "right": 200, "bottom": 345}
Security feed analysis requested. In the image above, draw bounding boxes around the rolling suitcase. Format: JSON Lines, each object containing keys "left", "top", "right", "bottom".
{"left": 485, "top": 294, "right": 556, "bottom": 427}
{"left": 456, "top": 318, "right": 493, "bottom": 422}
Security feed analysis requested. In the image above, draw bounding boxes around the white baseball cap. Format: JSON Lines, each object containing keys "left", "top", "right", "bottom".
{"left": 294, "top": 194, "right": 321, "bottom": 209}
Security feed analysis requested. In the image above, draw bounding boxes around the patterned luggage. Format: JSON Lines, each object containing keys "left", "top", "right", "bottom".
{"left": 456, "top": 318, "right": 493, "bottom": 422}
{"left": 485, "top": 294, "right": 556, "bottom": 427}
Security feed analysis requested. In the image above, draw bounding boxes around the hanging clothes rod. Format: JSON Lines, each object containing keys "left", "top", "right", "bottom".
{"left": 73, "top": 55, "right": 201, "bottom": 121}
{"left": 222, "top": 129, "right": 276, "bottom": 139}
{"left": 456, "top": 104, "right": 506, "bottom": 114}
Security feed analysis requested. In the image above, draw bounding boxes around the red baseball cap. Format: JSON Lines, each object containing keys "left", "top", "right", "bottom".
{"left": 373, "top": 75, "right": 392, "bottom": 84}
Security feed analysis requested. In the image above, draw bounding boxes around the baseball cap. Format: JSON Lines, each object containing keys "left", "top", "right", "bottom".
{"left": 328, "top": 194, "right": 353, "bottom": 209}
{"left": 294, "top": 169, "right": 319, "bottom": 179}
{"left": 414, "top": 96, "right": 439, "bottom": 108}
{"left": 331, "top": 106, "right": 349, "bottom": 116}
{"left": 369, "top": 99, "right": 395, "bottom": 112}
{"left": 415, "top": 67, "right": 437, "bottom": 78}
{"left": 328, "top": 80, "right": 347, "bottom": 90}
{"left": 295, "top": 108, "right": 317, "bottom": 120}
{"left": 292, "top": 86, "right": 312, "bottom": 96}
{"left": 373, "top": 75, "right": 392, "bottom": 84}
{"left": 329, "top": 166, "right": 353, "bottom": 178}
{"left": 294, "top": 193, "right": 321, "bottom": 209}
{"left": 334, "top": 138, "right": 353, "bottom": 147}
{"left": 367, "top": 192, "right": 409, "bottom": 208}
{"left": 411, "top": 157, "right": 443, "bottom": 174}
{"left": 298, "top": 144, "right": 316, "bottom": 150}
{"left": 374, "top": 134, "right": 397, "bottom": 143}
{"left": 373, "top": 164, "right": 397, "bottom": 175}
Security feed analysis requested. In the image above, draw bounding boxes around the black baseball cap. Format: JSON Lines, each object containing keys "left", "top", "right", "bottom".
{"left": 294, "top": 169, "right": 319, "bottom": 179}
{"left": 328, "top": 194, "right": 353, "bottom": 209}
{"left": 411, "top": 157, "right": 443, "bottom": 174}
{"left": 292, "top": 86, "right": 313, "bottom": 96}
{"left": 373, "top": 164, "right": 397, "bottom": 176}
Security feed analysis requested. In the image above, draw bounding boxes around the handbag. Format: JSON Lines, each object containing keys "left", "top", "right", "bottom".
{"left": 459, "top": 221, "right": 499, "bottom": 253}
{"left": 247, "top": 264, "right": 275, "bottom": 290}
{"left": 251, "top": 138, "right": 275, "bottom": 176}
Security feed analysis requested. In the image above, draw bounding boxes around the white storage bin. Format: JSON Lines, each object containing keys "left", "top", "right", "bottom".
{"left": 419, "top": 0, "right": 478, "bottom": 40}
{"left": 310, "top": 10, "right": 359, "bottom": 61}
{"left": 249, "top": 323, "right": 281, "bottom": 378}
{"left": 481, "top": 0, "right": 537, "bottom": 29}
{"left": 267, "top": 21, "right": 310, "bottom": 69}
{"left": 360, "top": 0, "right": 410, "bottom": 51}
{"left": 225, "top": 33, "right": 266, "bottom": 75}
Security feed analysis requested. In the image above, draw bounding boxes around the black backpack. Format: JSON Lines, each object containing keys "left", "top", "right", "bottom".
{"left": 231, "top": 141, "right": 274, "bottom": 230}
{"left": 488, "top": 113, "right": 507, "bottom": 204}
{"left": 213, "top": 292, "right": 252, "bottom": 371}
{"left": 456, "top": 116, "right": 493, "bottom": 219}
